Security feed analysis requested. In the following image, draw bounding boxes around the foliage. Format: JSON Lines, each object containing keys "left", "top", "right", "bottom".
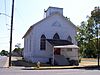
{"left": 76, "top": 6, "right": 100, "bottom": 58}
{"left": 13, "top": 48, "right": 22, "bottom": 52}
{"left": 15, "top": 43, "right": 21, "bottom": 48}
{"left": 83, "top": 49, "right": 97, "bottom": 58}
{"left": 0, "top": 50, "right": 9, "bottom": 56}
{"left": 13, "top": 48, "right": 23, "bottom": 56}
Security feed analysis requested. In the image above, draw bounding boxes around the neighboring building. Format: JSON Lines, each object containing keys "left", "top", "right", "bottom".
{"left": 23, "top": 7, "right": 79, "bottom": 65}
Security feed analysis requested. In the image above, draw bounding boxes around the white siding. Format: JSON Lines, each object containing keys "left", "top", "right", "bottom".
{"left": 23, "top": 13, "right": 77, "bottom": 63}
{"left": 61, "top": 48, "right": 79, "bottom": 60}
{"left": 46, "top": 7, "right": 63, "bottom": 17}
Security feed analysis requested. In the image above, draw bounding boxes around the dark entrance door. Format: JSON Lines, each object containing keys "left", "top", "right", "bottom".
{"left": 54, "top": 48, "right": 61, "bottom": 55}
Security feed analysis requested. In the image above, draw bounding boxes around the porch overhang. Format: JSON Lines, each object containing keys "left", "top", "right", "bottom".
{"left": 47, "top": 39, "right": 73, "bottom": 46}
{"left": 54, "top": 45, "right": 79, "bottom": 49}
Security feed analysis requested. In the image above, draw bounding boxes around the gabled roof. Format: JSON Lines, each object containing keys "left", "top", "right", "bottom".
{"left": 22, "top": 13, "right": 77, "bottom": 38}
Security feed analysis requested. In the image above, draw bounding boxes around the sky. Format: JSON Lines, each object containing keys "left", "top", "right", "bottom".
{"left": 0, "top": 0, "right": 100, "bottom": 52}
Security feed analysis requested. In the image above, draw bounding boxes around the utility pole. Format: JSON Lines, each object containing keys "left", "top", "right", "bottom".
{"left": 9, "top": 0, "right": 15, "bottom": 67}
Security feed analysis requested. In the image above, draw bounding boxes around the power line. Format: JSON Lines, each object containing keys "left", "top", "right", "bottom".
{"left": 0, "top": 42, "right": 9, "bottom": 44}
{"left": 15, "top": 8, "right": 27, "bottom": 25}
{"left": 0, "top": 36, "right": 9, "bottom": 38}
{"left": 0, "top": 13, "right": 10, "bottom": 17}
{"left": 4, "top": 0, "right": 11, "bottom": 31}
{"left": 0, "top": 0, "right": 10, "bottom": 31}
{"left": 4, "top": 0, "right": 7, "bottom": 22}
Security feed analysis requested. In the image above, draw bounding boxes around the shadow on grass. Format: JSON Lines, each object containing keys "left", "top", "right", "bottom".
{"left": 70, "top": 65, "right": 100, "bottom": 70}
{"left": 11, "top": 59, "right": 50, "bottom": 68}
{"left": 12, "top": 60, "right": 36, "bottom": 67}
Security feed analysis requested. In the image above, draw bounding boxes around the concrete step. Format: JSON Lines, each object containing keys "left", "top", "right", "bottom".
{"left": 54, "top": 55, "right": 69, "bottom": 65}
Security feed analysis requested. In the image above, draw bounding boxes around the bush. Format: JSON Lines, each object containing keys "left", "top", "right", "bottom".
{"left": 83, "top": 49, "right": 97, "bottom": 58}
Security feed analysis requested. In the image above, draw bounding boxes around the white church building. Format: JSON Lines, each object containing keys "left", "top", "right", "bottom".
{"left": 23, "top": 7, "right": 79, "bottom": 66}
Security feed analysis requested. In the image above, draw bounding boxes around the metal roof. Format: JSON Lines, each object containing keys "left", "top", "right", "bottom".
{"left": 47, "top": 39, "right": 73, "bottom": 46}
{"left": 54, "top": 45, "right": 79, "bottom": 49}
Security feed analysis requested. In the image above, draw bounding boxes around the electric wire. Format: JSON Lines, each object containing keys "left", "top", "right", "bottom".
{"left": 15, "top": 8, "right": 27, "bottom": 26}
{"left": 0, "top": 0, "right": 10, "bottom": 49}
{"left": 4, "top": 0, "right": 8, "bottom": 30}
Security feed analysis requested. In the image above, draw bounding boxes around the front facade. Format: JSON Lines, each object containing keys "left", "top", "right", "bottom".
{"left": 23, "top": 7, "right": 79, "bottom": 65}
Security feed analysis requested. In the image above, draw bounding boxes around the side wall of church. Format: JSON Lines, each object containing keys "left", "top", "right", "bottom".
{"left": 27, "top": 14, "right": 77, "bottom": 62}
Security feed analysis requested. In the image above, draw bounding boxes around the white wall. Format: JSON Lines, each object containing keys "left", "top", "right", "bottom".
{"left": 23, "top": 14, "right": 77, "bottom": 62}
{"left": 46, "top": 7, "right": 63, "bottom": 17}
{"left": 61, "top": 48, "right": 79, "bottom": 60}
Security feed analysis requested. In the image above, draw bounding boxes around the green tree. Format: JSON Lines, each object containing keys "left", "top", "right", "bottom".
{"left": 76, "top": 6, "right": 100, "bottom": 58}
{"left": 91, "top": 7, "right": 100, "bottom": 53}
{"left": 0, "top": 50, "right": 9, "bottom": 56}
{"left": 13, "top": 48, "right": 23, "bottom": 56}
{"left": 76, "top": 21, "right": 87, "bottom": 56}
{"left": 13, "top": 43, "right": 23, "bottom": 56}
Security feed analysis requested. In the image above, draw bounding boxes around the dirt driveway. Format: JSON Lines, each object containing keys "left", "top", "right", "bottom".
{"left": 79, "top": 58, "right": 99, "bottom": 66}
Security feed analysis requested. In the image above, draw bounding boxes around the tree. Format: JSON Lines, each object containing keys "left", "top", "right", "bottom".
{"left": 13, "top": 48, "right": 23, "bottom": 56}
{"left": 0, "top": 50, "right": 9, "bottom": 56}
{"left": 12, "top": 43, "right": 23, "bottom": 56}
{"left": 91, "top": 6, "right": 100, "bottom": 51}
{"left": 76, "top": 21, "right": 87, "bottom": 56}
{"left": 76, "top": 6, "right": 100, "bottom": 58}
{"left": 15, "top": 43, "right": 21, "bottom": 48}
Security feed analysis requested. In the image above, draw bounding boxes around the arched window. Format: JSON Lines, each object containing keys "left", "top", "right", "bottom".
{"left": 67, "top": 36, "right": 72, "bottom": 42}
{"left": 53, "top": 33, "right": 60, "bottom": 40}
{"left": 40, "top": 34, "right": 46, "bottom": 50}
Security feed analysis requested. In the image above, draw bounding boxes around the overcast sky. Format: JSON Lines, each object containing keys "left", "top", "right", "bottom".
{"left": 0, "top": 0, "right": 100, "bottom": 51}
